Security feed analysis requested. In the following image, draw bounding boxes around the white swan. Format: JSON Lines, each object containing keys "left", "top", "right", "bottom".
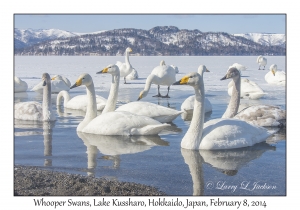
{"left": 31, "top": 74, "right": 71, "bottom": 93}
{"left": 180, "top": 65, "right": 212, "bottom": 115}
{"left": 222, "top": 67, "right": 286, "bottom": 127}
{"left": 125, "top": 68, "right": 138, "bottom": 80}
{"left": 56, "top": 90, "right": 107, "bottom": 112}
{"left": 227, "top": 78, "right": 266, "bottom": 99}
{"left": 173, "top": 69, "right": 273, "bottom": 150}
{"left": 257, "top": 55, "right": 267, "bottom": 70}
{"left": 70, "top": 69, "right": 170, "bottom": 135}
{"left": 97, "top": 64, "right": 182, "bottom": 123}
{"left": 116, "top": 47, "right": 133, "bottom": 84}
{"left": 265, "top": 64, "right": 286, "bottom": 85}
{"left": 138, "top": 60, "right": 176, "bottom": 99}
{"left": 14, "top": 73, "right": 56, "bottom": 122}
{"left": 14, "top": 76, "right": 28, "bottom": 92}
{"left": 230, "top": 63, "right": 247, "bottom": 71}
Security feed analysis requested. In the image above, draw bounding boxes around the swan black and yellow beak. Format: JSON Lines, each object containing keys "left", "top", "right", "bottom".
{"left": 220, "top": 74, "right": 228, "bottom": 80}
{"left": 173, "top": 76, "right": 189, "bottom": 85}
{"left": 96, "top": 67, "right": 109, "bottom": 74}
{"left": 272, "top": 70, "right": 276, "bottom": 76}
{"left": 206, "top": 69, "right": 210, "bottom": 72}
{"left": 51, "top": 77, "right": 56, "bottom": 80}
{"left": 70, "top": 78, "right": 83, "bottom": 89}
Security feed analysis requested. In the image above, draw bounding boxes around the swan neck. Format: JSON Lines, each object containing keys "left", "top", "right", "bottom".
{"left": 42, "top": 82, "right": 52, "bottom": 121}
{"left": 102, "top": 73, "right": 120, "bottom": 114}
{"left": 181, "top": 79, "right": 205, "bottom": 150}
{"left": 223, "top": 77, "right": 240, "bottom": 118}
{"left": 125, "top": 50, "right": 130, "bottom": 66}
{"left": 56, "top": 91, "right": 70, "bottom": 106}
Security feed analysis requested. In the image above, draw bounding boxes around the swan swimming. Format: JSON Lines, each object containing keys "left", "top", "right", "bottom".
{"left": 14, "top": 73, "right": 56, "bottom": 122}
{"left": 257, "top": 55, "right": 267, "bottom": 70}
{"left": 138, "top": 60, "right": 176, "bottom": 99}
{"left": 56, "top": 90, "right": 107, "bottom": 112}
{"left": 116, "top": 47, "right": 133, "bottom": 84}
{"left": 31, "top": 74, "right": 71, "bottom": 93}
{"left": 70, "top": 70, "right": 170, "bottom": 135}
{"left": 265, "top": 64, "right": 286, "bottom": 85}
{"left": 180, "top": 65, "right": 212, "bottom": 115}
{"left": 173, "top": 68, "right": 273, "bottom": 150}
{"left": 14, "top": 76, "right": 28, "bottom": 92}
{"left": 222, "top": 67, "right": 286, "bottom": 127}
{"left": 96, "top": 64, "right": 182, "bottom": 123}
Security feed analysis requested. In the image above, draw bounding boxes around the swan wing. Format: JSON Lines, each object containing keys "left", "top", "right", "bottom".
{"left": 82, "top": 111, "right": 170, "bottom": 135}
{"left": 116, "top": 101, "right": 182, "bottom": 123}
{"left": 200, "top": 118, "right": 273, "bottom": 150}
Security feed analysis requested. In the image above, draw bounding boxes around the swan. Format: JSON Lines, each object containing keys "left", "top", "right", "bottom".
{"left": 125, "top": 68, "right": 138, "bottom": 80}
{"left": 116, "top": 47, "right": 133, "bottom": 84}
{"left": 180, "top": 65, "right": 212, "bottom": 115}
{"left": 227, "top": 78, "right": 266, "bottom": 99}
{"left": 265, "top": 64, "right": 286, "bottom": 85}
{"left": 14, "top": 73, "right": 56, "bottom": 122}
{"left": 70, "top": 69, "right": 170, "bottom": 135}
{"left": 222, "top": 67, "right": 286, "bottom": 127}
{"left": 173, "top": 69, "right": 274, "bottom": 150}
{"left": 14, "top": 76, "right": 28, "bottom": 92}
{"left": 257, "top": 55, "right": 267, "bottom": 70}
{"left": 96, "top": 64, "right": 182, "bottom": 123}
{"left": 138, "top": 60, "right": 176, "bottom": 99}
{"left": 31, "top": 74, "right": 71, "bottom": 93}
{"left": 230, "top": 63, "right": 247, "bottom": 71}
{"left": 56, "top": 90, "right": 107, "bottom": 112}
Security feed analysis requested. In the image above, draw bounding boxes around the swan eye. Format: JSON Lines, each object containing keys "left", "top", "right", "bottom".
{"left": 189, "top": 76, "right": 194, "bottom": 78}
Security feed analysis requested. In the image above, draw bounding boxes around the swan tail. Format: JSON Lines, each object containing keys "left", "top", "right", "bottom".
{"left": 130, "top": 124, "right": 171, "bottom": 135}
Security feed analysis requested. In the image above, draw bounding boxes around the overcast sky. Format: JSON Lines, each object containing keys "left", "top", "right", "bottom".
{"left": 14, "top": 14, "right": 286, "bottom": 34}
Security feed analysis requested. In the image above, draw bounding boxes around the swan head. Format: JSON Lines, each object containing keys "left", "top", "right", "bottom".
{"left": 220, "top": 67, "right": 240, "bottom": 81}
{"left": 160, "top": 60, "right": 166, "bottom": 66}
{"left": 173, "top": 72, "right": 201, "bottom": 87}
{"left": 137, "top": 90, "right": 148, "bottom": 101}
{"left": 96, "top": 64, "right": 120, "bottom": 76}
{"left": 51, "top": 75, "right": 63, "bottom": 81}
{"left": 126, "top": 47, "right": 132, "bottom": 53}
{"left": 42, "top": 73, "right": 51, "bottom": 86}
{"left": 198, "top": 65, "right": 210, "bottom": 74}
{"left": 70, "top": 73, "right": 93, "bottom": 89}
{"left": 269, "top": 64, "right": 277, "bottom": 76}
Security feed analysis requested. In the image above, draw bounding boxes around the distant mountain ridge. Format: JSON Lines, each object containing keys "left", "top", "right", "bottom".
{"left": 14, "top": 26, "right": 286, "bottom": 56}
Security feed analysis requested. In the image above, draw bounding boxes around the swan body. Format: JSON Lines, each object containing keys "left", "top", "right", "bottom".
{"left": 125, "top": 68, "right": 138, "bottom": 80}
{"left": 14, "top": 76, "right": 28, "bottom": 92}
{"left": 233, "top": 105, "right": 286, "bottom": 127}
{"left": 138, "top": 60, "right": 176, "bottom": 99}
{"left": 31, "top": 75, "right": 71, "bottom": 93}
{"left": 257, "top": 55, "right": 267, "bottom": 70}
{"left": 115, "top": 101, "right": 183, "bottom": 123}
{"left": 56, "top": 90, "right": 107, "bottom": 111}
{"left": 14, "top": 73, "right": 56, "bottom": 121}
{"left": 71, "top": 66, "right": 170, "bottom": 135}
{"left": 181, "top": 65, "right": 212, "bottom": 114}
{"left": 230, "top": 63, "right": 247, "bottom": 71}
{"left": 227, "top": 78, "right": 266, "bottom": 99}
{"left": 265, "top": 64, "right": 286, "bottom": 85}
{"left": 116, "top": 47, "right": 133, "bottom": 84}
{"left": 173, "top": 68, "right": 273, "bottom": 150}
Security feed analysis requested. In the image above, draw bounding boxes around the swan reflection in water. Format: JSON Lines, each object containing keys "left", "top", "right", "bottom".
{"left": 181, "top": 142, "right": 276, "bottom": 195}
{"left": 14, "top": 120, "right": 56, "bottom": 167}
{"left": 77, "top": 132, "right": 169, "bottom": 176}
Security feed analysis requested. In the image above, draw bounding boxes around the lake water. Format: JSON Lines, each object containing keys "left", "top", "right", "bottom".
{"left": 14, "top": 56, "right": 286, "bottom": 196}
